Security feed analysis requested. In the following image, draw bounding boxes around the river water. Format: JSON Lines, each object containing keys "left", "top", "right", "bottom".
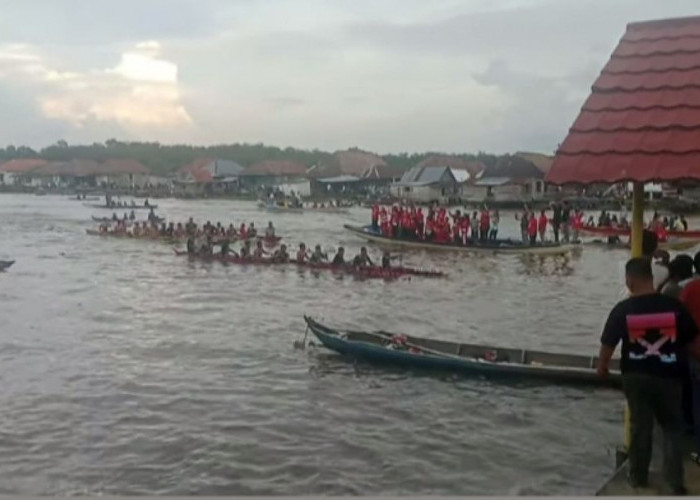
{"left": 0, "top": 193, "right": 678, "bottom": 495}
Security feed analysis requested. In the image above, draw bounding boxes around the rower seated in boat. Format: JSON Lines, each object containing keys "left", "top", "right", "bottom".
{"left": 144, "top": 198, "right": 150, "bottom": 207}
{"left": 187, "top": 236, "right": 197, "bottom": 254}
{"left": 129, "top": 210, "right": 136, "bottom": 221}
{"left": 271, "top": 244, "right": 290, "bottom": 263}
{"left": 220, "top": 239, "right": 231, "bottom": 256}
{"left": 200, "top": 237, "right": 213, "bottom": 256}
{"left": 186, "top": 218, "right": 196, "bottom": 236}
{"left": 296, "top": 243, "right": 310, "bottom": 263}
{"left": 166, "top": 222, "right": 175, "bottom": 237}
{"left": 265, "top": 221, "right": 275, "bottom": 238}
{"left": 310, "top": 245, "right": 328, "bottom": 263}
{"left": 352, "top": 247, "right": 374, "bottom": 267}
{"left": 332, "top": 247, "right": 345, "bottom": 266}
{"left": 248, "top": 223, "right": 258, "bottom": 238}
{"left": 131, "top": 200, "right": 136, "bottom": 207}
{"left": 382, "top": 251, "right": 399, "bottom": 268}
{"left": 239, "top": 223, "right": 248, "bottom": 239}
{"left": 239, "top": 240, "right": 252, "bottom": 259}
{"left": 112, "top": 212, "right": 118, "bottom": 221}
{"left": 253, "top": 240, "right": 268, "bottom": 259}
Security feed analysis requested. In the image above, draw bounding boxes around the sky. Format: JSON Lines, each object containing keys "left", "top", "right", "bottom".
{"left": 0, "top": 0, "right": 698, "bottom": 154}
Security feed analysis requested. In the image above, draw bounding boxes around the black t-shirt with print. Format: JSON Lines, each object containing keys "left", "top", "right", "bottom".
{"left": 601, "top": 293, "right": 697, "bottom": 378}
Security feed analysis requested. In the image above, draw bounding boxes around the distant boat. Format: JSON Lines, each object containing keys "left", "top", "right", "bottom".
{"left": 0, "top": 260, "right": 15, "bottom": 271}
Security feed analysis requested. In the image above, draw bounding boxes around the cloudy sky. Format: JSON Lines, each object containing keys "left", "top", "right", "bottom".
{"left": 0, "top": 0, "right": 697, "bottom": 154}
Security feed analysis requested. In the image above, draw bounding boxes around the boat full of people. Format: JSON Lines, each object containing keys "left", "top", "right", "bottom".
{"left": 174, "top": 244, "right": 445, "bottom": 280}
{"left": 580, "top": 210, "right": 698, "bottom": 240}
{"left": 349, "top": 204, "right": 577, "bottom": 255}
{"left": 302, "top": 316, "right": 621, "bottom": 388}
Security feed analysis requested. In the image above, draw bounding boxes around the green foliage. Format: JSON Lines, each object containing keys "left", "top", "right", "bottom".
{"left": 0, "top": 140, "right": 503, "bottom": 175}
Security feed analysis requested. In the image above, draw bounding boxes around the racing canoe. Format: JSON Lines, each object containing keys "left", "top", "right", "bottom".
{"left": 174, "top": 250, "right": 445, "bottom": 278}
{"left": 580, "top": 225, "right": 700, "bottom": 240}
{"left": 86, "top": 229, "right": 282, "bottom": 247}
{"left": 303, "top": 316, "right": 621, "bottom": 388}
{"left": 92, "top": 215, "right": 165, "bottom": 224}
{"left": 344, "top": 225, "right": 576, "bottom": 256}
{"left": 582, "top": 238, "right": 700, "bottom": 252}
{"left": 0, "top": 260, "right": 14, "bottom": 270}
{"left": 257, "top": 202, "right": 304, "bottom": 213}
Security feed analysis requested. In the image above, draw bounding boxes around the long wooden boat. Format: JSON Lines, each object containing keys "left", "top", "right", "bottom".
{"left": 0, "top": 260, "right": 14, "bottom": 271}
{"left": 86, "top": 229, "right": 282, "bottom": 247}
{"left": 71, "top": 196, "right": 100, "bottom": 201}
{"left": 581, "top": 225, "right": 700, "bottom": 240}
{"left": 174, "top": 250, "right": 445, "bottom": 279}
{"left": 83, "top": 203, "right": 158, "bottom": 210}
{"left": 92, "top": 215, "right": 165, "bottom": 224}
{"left": 257, "top": 201, "right": 304, "bottom": 213}
{"left": 305, "top": 206, "right": 350, "bottom": 214}
{"left": 344, "top": 225, "right": 576, "bottom": 256}
{"left": 304, "top": 316, "right": 621, "bottom": 388}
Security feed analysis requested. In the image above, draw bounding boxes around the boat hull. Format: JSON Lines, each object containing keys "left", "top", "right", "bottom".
{"left": 304, "top": 316, "right": 621, "bottom": 388}
{"left": 0, "top": 260, "right": 14, "bottom": 270}
{"left": 581, "top": 225, "right": 700, "bottom": 240}
{"left": 174, "top": 251, "right": 444, "bottom": 278}
{"left": 343, "top": 225, "right": 576, "bottom": 256}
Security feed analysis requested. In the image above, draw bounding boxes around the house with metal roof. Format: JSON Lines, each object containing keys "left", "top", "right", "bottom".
{"left": 174, "top": 158, "right": 245, "bottom": 197}
{"left": 463, "top": 153, "right": 550, "bottom": 204}
{"left": 390, "top": 165, "right": 459, "bottom": 204}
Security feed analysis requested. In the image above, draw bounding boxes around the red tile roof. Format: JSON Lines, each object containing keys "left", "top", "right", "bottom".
{"left": 0, "top": 159, "right": 48, "bottom": 173}
{"left": 178, "top": 157, "right": 215, "bottom": 183}
{"left": 548, "top": 15, "right": 700, "bottom": 184}
{"left": 242, "top": 160, "right": 308, "bottom": 177}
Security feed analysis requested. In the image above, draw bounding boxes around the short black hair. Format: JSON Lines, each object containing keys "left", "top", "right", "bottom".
{"left": 625, "top": 257, "right": 653, "bottom": 280}
{"left": 670, "top": 254, "right": 694, "bottom": 281}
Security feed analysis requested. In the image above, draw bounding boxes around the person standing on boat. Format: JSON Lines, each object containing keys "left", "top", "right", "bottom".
{"left": 479, "top": 207, "right": 490, "bottom": 242}
{"left": 561, "top": 201, "right": 571, "bottom": 243}
{"left": 597, "top": 257, "right": 700, "bottom": 495}
{"left": 518, "top": 209, "right": 529, "bottom": 242}
{"left": 470, "top": 211, "right": 479, "bottom": 241}
{"left": 220, "top": 238, "right": 231, "bottom": 257}
{"left": 527, "top": 211, "right": 538, "bottom": 245}
{"left": 538, "top": 209, "right": 548, "bottom": 242}
{"left": 415, "top": 208, "right": 425, "bottom": 239}
{"left": 551, "top": 202, "right": 562, "bottom": 243}
{"left": 186, "top": 217, "right": 196, "bottom": 236}
{"left": 489, "top": 210, "right": 500, "bottom": 240}
{"left": 371, "top": 204, "right": 380, "bottom": 231}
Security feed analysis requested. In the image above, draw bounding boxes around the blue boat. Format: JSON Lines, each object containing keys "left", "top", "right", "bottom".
{"left": 303, "top": 316, "right": 621, "bottom": 388}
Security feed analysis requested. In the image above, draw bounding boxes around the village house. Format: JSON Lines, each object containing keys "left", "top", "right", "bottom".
{"left": 0, "top": 159, "right": 49, "bottom": 186}
{"left": 462, "top": 153, "right": 551, "bottom": 204}
{"left": 308, "top": 149, "right": 402, "bottom": 196}
{"left": 390, "top": 165, "right": 460, "bottom": 204}
{"left": 414, "top": 155, "right": 486, "bottom": 198}
{"left": 239, "top": 160, "right": 310, "bottom": 196}
{"left": 1, "top": 158, "right": 151, "bottom": 190}
{"left": 173, "top": 158, "right": 245, "bottom": 197}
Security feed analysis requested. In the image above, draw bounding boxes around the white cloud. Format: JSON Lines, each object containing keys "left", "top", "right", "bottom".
{"left": 0, "top": 42, "right": 191, "bottom": 132}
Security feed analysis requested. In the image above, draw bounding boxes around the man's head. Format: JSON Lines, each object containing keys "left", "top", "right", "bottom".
{"left": 625, "top": 257, "right": 654, "bottom": 294}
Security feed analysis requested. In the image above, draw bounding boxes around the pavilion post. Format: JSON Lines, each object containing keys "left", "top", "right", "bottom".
{"left": 622, "top": 181, "right": 645, "bottom": 451}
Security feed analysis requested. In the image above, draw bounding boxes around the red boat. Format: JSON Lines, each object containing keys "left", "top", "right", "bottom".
{"left": 173, "top": 250, "right": 445, "bottom": 279}
{"left": 580, "top": 225, "right": 700, "bottom": 240}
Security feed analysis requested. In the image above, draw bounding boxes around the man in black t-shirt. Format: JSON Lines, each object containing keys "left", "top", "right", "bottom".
{"left": 597, "top": 257, "right": 700, "bottom": 494}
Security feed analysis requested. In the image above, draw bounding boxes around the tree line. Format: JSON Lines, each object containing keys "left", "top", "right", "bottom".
{"left": 0, "top": 140, "right": 500, "bottom": 176}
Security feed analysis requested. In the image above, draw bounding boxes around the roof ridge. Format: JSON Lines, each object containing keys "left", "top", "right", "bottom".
{"left": 628, "top": 16, "right": 700, "bottom": 31}
{"left": 582, "top": 104, "right": 700, "bottom": 112}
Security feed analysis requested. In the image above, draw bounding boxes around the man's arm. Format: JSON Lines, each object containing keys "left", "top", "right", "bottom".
{"left": 597, "top": 344, "right": 616, "bottom": 377}
{"left": 598, "top": 305, "right": 623, "bottom": 377}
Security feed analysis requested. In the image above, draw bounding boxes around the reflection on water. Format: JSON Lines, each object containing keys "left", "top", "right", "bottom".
{"left": 1, "top": 194, "right": 694, "bottom": 495}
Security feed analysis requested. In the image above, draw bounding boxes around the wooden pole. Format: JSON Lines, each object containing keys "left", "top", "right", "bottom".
{"left": 624, "top": 181, "right": 645, "bottom": 450}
